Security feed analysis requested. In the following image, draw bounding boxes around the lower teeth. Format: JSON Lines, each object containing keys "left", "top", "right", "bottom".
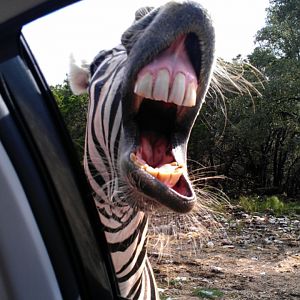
{"left": 130, "top": 152, "right": 185, "bottom": 187}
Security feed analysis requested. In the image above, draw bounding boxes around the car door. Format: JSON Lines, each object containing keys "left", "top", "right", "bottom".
{"left": 0, "top": 1, "right": 122, "bottom": 299}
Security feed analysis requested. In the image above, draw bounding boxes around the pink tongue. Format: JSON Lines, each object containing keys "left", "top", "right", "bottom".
{"left": 136, "top": 132, "right": 174, "bottom": 168}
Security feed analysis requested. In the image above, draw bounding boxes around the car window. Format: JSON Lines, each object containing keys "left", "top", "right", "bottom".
{"left": 22, "top": 1, "right": 136, "bottom": 158}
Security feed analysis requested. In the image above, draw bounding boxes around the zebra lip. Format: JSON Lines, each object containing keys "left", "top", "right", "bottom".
{"left": 125, "top": 151, "right": 196, "bottom": 213}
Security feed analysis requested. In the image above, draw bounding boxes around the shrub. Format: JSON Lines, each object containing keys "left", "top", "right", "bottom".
{"left": 262, "top": 196, "right": 284, "bottom": 215}
{"left": 238, "top": 195, "right": 287, "bottom": 215}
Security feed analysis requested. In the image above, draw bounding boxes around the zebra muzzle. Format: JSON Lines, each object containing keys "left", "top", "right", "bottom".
{"left": 128, "top": 35, "right": 198, "bottom": 193}
{"left": 125, "top": 33, "right": 202, "bottom": 200}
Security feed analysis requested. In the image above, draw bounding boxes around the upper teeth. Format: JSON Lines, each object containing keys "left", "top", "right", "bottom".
{"left": 134, "top": 70, "right": 197, "bottom": 107}
{"left": 169, "top": 73, "right": 186, "bottom": 105}
{"left": 153, "top": 69, "right": 170, "bottom": 101}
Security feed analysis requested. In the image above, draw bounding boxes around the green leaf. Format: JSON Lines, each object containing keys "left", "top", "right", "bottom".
{"left": 193, "top": 287, "right": 224, "bottom": 299}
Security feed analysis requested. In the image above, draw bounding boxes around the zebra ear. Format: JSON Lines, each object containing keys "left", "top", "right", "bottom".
{"left": 68, "top": 54, "right": 90, "bottom": 95}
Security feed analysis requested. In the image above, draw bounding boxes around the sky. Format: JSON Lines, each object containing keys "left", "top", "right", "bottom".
{"left": 23, "top": 0, "right": 270, "bottom": 86}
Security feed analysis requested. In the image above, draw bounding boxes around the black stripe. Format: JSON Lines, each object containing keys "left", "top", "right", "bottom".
{"left": 113, "top": 127, "right": 121, "bottom": 171}
{"left": 90, "top": 50, "right": 112, "bottom": 76}
{"left": 107, "top": 86, "right": 122, "bottom": 151}
{"left": 132, "top": 277, "right": 143, "bottom": 300}
{"left": 117, "top": 238, "right": 147, "bottom": 282}
{"left": 98, "top": 206, "right": 136, "bottom": 224}
{"left": 100, "top": 95, "right": 108, "bottom": 146}
{"left": 90, "top": 57, "right": 115, "bottom": 111}
{"left": 104, "top": 210, "right": 137, "bottom": 233}
{"left": 86, "top": 152, "right": 105, "bottom": 187}
{"left": 100, "top": 62, "right": 125, "bottom": 149}
{"left": 146, "top": 259, "right": 157, "bottom": 300}
{"left": 90, "top": 120, "right": 111, "bottom": 181}
{"left": 92, "top": 75, "right": 105, "bottom": 109}
{"left": 91, "top": 57, "right": 118, "bottom": 146}
{"left": 127, "top": 273, "right": 142, "bottom": 299}
{"left": 97, "top": 207, "right": 113, "bottom": 219}
{"left": 116, "top": 231, "right": 147, "bottom": 276}
{"left": 94, "top": 195, "right": 105, "bottom": 204}
{"left": 108, "top": 215, "right": 147, "bottom": 253}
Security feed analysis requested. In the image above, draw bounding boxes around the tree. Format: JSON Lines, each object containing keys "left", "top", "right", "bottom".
{"left": 189, "top": 0, "right": 300, "bottom": 197}
{"left": 51, "top": 79, "right": 89, "bottom": 159}
{"left": 255, "top": 0, "right": 300, "bottom": 60}
{"left": 250, "top": 0, "right": 300, "bottom": 195}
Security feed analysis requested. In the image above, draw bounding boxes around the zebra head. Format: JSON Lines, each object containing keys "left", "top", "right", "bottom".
{"left": 70, "top": 1, "right": 215, "bottom": 214}
{"left": 120, "top": 2, "right": 215, "bottom": 214}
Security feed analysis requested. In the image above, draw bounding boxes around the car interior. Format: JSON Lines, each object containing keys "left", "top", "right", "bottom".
{"left": 0, "top": 1, "right": 123, "bottom": 299}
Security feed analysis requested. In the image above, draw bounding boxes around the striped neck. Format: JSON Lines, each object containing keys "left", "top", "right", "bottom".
{"left": 84, "top": 46, "right": 160, "bottom": 299}
{"left": 98, "top": 204, "right": 159, "bottom": 299}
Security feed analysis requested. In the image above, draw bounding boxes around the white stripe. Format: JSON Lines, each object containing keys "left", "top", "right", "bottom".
{"left": 105, "top": 211, "right": 144, "bottom": 243}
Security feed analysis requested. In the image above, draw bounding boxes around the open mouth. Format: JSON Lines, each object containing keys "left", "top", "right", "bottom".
{"left": 121, "top": 33, "right": 204, "bottom": 212}
{"left": 131, "top": 99, "right": 188, "bottom": 194}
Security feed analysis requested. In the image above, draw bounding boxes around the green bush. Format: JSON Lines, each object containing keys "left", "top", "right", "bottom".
{"left": 238, "top": 195, "right": 290, "bottom": 216}
{"left": 51, "top": 80, "right": 88, "bottom": 160}
{"left": 193, "top": 287, "right": 224, "bottom": 299}
{"left": 261, "top": 196, "right": 284, "bottom": 214}
{"left": 238, "top": 195, "right": 260, "bottom": 213}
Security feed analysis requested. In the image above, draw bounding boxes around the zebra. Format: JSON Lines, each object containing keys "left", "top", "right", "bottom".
{"left": 70, "top": 2, "right": 216, "bottom": 299}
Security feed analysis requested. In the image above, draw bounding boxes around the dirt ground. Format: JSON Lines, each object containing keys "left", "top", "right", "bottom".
{"left": 148, "top": 209, "right": 300, "bottom": 299}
